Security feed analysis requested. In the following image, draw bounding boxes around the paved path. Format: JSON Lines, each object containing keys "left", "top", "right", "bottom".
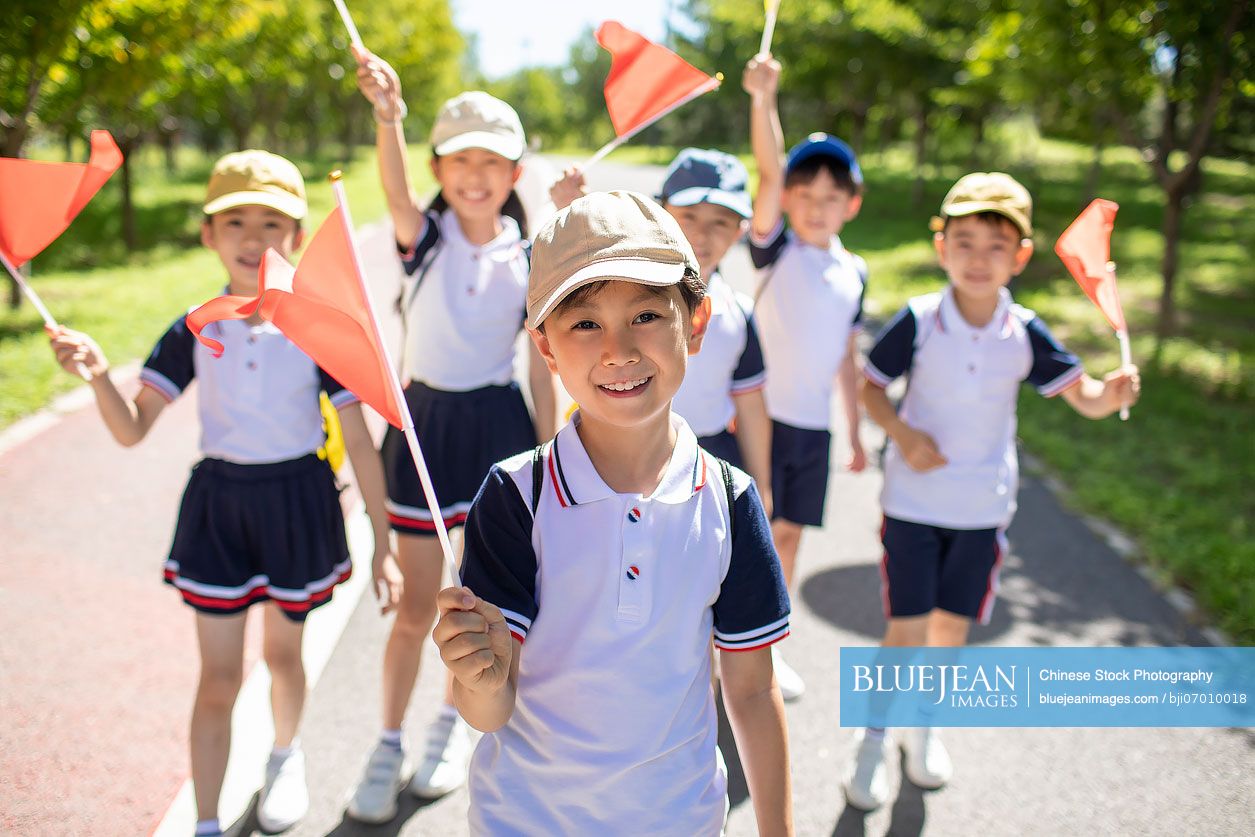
{"left": 1, "top": 159, "right": 1250, "bottom": 837}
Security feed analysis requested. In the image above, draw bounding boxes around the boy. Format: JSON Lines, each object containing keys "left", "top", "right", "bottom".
{"left": 844, "top": 172, "right": 1141, "bottom": 809}
{"left": 549, "top": 148, "right": 773, "bottom": 513}
{"left": 48, "top": 151, "right": 401, "bottom": 836}
{"left": 432, "top": 191, "right": 794, "bottom": 836}
{"left": 743, "top": 54, "right": 868, "bottom": 699}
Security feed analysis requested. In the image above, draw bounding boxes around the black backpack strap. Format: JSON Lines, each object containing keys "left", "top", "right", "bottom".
{"left": 530, "top": 443, "right": 545, "bottom": 517}
{"left": 718, "top": 456, "right": 736, "bottom": 543}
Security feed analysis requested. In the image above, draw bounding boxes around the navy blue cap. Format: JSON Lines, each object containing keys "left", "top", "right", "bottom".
{"left": 659, "top": 148, "right": 753, "bottom": 219}
{"left": 785, "top": 133, "right": 863, "bottom": 185}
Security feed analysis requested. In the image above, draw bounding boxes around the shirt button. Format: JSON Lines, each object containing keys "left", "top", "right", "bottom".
{"left": 247, "top": 361, "right": 257, "bottom": 371}
{"left": 968, "top": 364, "right": 976, "bottom": 373}
{"left": 247, "top": 335, "right": 256, "bottom": 345}
{"left": 627, "top": 506, "right": 642, "bottom": 523}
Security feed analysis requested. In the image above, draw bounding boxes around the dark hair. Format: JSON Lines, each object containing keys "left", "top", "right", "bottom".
{"left": 203, "top": 212, "right": 302, "bottom": 232}
{"left": 428, "top": 151, "right": 528, "bottom": 238}
{"left": 942, "top": 211, "right": 1022, "bottom": 237}
{"left": 540, "top": 271, "right": 707, "bottom": 331}
{"left": 784, "top": 155, "right": 863, "bottom": 196}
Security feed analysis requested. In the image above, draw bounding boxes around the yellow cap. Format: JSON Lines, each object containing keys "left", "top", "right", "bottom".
{"left": 203, "top": 150, "right": 307, "bottom": 220}
{"left": 938, "top": 172, "right": 1032, "bottom": 237}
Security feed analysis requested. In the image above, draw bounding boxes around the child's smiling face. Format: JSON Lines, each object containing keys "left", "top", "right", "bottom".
{"left": 201, "top": 205, "right": 303, "bottom": 294}
{"left": 934, "top": 214, "right": 1032, "bottom": 304}
{"left": 430, "top": 147, "right": 521, "bottom": 227}
{"left": 530, "top": 280, "right": 710, "bottom": 431}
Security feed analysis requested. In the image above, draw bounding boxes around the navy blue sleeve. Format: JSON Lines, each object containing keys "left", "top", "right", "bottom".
{"left": 730, "top": 305, "right": 767, "bottom": 395}
{"left": 851, "top": 255, "right": 869, "bottom": 329}
{"left": 1024, "top": 316, "right": 1084, "bottom": 396}
{"left": 396, "top": 209, "right": 442, "bottom": 276}
{"left": 864, "top": 305, "right": 917, "bottom": 387}
{"left": 460, "top": 465, "right": 538, "bottom": 643}
{"left": 139, "top": 315, "right": 196, "bottom": 403}
{"left": 748, "top": 220, "right": 789, "bottom": 270}
{"left": 317, "top": 367, "right": 360, "bottom": 409}
{"left": 713, "top": 481, "right": 791, "bottom": 651}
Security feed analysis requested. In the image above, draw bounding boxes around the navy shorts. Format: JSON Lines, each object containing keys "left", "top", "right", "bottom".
{"left": 879, "top": 516, "right": 1007, "bottom": 624}
{"left": 164, "top": 454, "right": 351, "bottom": 622}
{"left": 698, "top": 429, "right": 744, "bottom": 470}
{"left": 384, "top": 381, "right": 536, "bottom": 536}
{"left": 770, "top": 420, "right": 831, "bottom": 527}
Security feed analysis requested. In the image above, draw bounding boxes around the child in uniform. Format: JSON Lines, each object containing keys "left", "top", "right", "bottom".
{"left": 844, "top": 172, "right": 1141, "bottom": 809}
{"left": 434, "top": 191, "right": 794, "bottom": 836}
{"left": 744, "top": 54, "right": 869, "bottom": 699}
{"left": 48, "top": 150, "right": 400, "bottom": 837}
{"left": 348, "top": 48, "right": 558, "bottom": 820}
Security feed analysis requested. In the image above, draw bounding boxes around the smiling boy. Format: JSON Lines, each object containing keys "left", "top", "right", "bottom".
{"left": 430, "top": 191, "right": 794, "bottom": 836}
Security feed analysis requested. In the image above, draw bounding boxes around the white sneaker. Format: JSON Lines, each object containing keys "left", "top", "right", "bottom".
{"left": 901, "top": 727, "right": 952, "bottom": 789}
{"left": 843, "top": 730, "right": 891, "bottom": 811}
{"left": 409, "top": 711, "right": 472, "bottom": 799}
{"left": 347, "top": 742, "right": 410, "bottom": 824}
{"left": 771, "top": 646, "right": 806, "bottom": 701}
{"left": 257, "top": 749, "right": 309, "bottom": 833}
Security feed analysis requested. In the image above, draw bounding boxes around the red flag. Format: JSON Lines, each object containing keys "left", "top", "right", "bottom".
{"left": 187, "top": 207, "right": 405, "bottom": 428}
{"left": 0, "top": 130, "right": 123, "bottom": 267}
{"left": 1055, "top": 198, "right": 1127, "bottom": 333}
{"left": 596, "top": 21, "right": 720, "bottom": 139}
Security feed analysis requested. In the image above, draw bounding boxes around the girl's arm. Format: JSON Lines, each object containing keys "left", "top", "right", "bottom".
{"left": 719, "top": 646, "right": 794, "bottom": 837}
{"left": 837, "top": 333, "right": 866, "bottom": 472}
{"left": 527, "top": 339, "right": 559, "bottom": 441}
{"left": 743, "top": 55, "right": 785, "bottom": 239}
{"left": 48, "top": 326, "right": 166, "bottom": 446}
{"left": 337, "top": 402, "right": 402, "bottom": 613}
{"left": 353, "top": 46, "right": 425, "bottom": 249}
{"left": 731, "top": 389, "right": 773, "bottom": 517}
{"left": 1060, "top": 366, "right": 1141, "bottom": 419}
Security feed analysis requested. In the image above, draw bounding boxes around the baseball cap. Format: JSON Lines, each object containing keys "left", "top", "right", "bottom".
{"left": 527, "top": 190, "right": 702, "bottom": 328}
{"left": 659, "top": 148, "right": 753, "bottom": 219}
{"left": 785, "top": 132, "right": 863, "bottom": 185}
{"left": 430, "top": 91, "right": 526, "bottom": 161}
{"left": 203, "top": 150, "right": 307, "bottom": 220}
{"left": 935, "top": 172, "right": 1033, "bottom": 238}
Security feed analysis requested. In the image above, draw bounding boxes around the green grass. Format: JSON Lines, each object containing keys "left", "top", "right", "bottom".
{"left": 0, "top": 142, "right": 433, "bottom": 427}
{"left": 3, "top": 133, "right": 1251, "bottom": 643}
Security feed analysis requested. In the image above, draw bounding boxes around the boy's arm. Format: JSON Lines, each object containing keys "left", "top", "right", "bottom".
{"left": 837, "top": 332, "right": 866, "bottom": 472}
{"left": 720, "top": 647, "right": 794, "bottom": 837}
{"left": 435, "top": 586, "right": 519, "bottom": 731}
{"left": 527, "top": 339, "right": 559, "bottom": 441}
{"left": 337, "top": 403, "right": 402, "bottom": 614}
{"left": 743, "top": 55, "right": 785, "bottom": 239}
{"left": 49, "top": 326, "right": 166, "bottom": 446}
{"left": 1059, "top": 366, "right": 1141, "bottom": 419}
{"left": 860, "top": 378, "right": 947, "bottom": 472}
{"left": 731, "top": 389, "right": 773, "bottom": 517}
{"left": 353, "top": 46, "right": 425, "bottom": 249}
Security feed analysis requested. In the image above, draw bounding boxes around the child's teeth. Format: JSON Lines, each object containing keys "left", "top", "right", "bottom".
{"left": 604, "top": 378, "right": 647, "bottom": 392}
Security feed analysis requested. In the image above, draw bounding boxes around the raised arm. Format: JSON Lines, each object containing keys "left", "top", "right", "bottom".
{"left": 743, "top": 54, "right": 785, "bottom": 239}
{"left": 48, "top": 326, "right": 167, "bottom": 447}
{"left": 353, "top": 46, "right": 425, "bottom": 248}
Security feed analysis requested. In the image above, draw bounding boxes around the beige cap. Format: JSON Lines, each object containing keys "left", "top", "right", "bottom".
{"left": 936, "top": 171, "right": 1033, "bottom": 237}
{"left": 430, "top": 91, "right": 526, "bottom": 161}
{"left": 527, "top": 190, "right": 702, "bottom": 328}
{"left": 203, "top": 150, "right": 307, "bottom": 220}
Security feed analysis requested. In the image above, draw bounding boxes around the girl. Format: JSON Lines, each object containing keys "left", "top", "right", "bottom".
{"left": 348, "top": 48, "right": 558, "bottom": 823}
{"left": 47, "top": 150, "right": 401, "bottom": 837}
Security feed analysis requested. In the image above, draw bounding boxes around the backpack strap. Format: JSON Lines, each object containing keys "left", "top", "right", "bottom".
{"left": 530, "top": 443, "right": 545, "bottom": 517}
{"left": 718, "top": 456, "right": 736, "bottom": 543}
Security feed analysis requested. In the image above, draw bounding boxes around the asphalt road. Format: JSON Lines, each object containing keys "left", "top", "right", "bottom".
{"left": 2, "top": 159, "right": 1249, "bottom": 837}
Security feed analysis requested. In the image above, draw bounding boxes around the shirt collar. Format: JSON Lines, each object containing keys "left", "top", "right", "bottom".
{"left": 548, "top": 411, "right": 707, "bottom": 507}
{"left": 939, "top": 285, "right": 1013, "bottom": 337}
{"left": 439, "top": 207, "right": 521, "bottom": 255}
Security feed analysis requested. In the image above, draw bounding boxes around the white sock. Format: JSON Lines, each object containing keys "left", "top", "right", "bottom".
{"left": 865, "top": 727, "right": 886, "bottom": 741}
{"left": 194, "top": 819, "right": 222, "bottom": 836}
{"left": 380, "top": 727, "right": 404, "bottom": 748}
{"left": 271, "top": 739, "right": 299, "bottom": 761}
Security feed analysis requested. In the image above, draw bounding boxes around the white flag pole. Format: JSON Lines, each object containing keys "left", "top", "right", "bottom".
{"left": 331, "top": 174, "right": 459, "bottom": 580}
{"left": 580, "top": 75, "right": 722, "bottom": 172}
{"left": 1107, "top": 261, "right": 1131, "bottom": 421}
{"left": 2, "top": 250, "right": 90, "bottom": 381}
{"left": 760, "top": 0, "right": 782, "bottom": 58}
{"left": 331, "top": 0, "right": 364, "bottom": 48}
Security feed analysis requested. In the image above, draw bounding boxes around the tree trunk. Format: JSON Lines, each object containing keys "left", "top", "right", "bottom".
{"left": 912, "top": 103, "right": 930, "bottom": 208}
{"left": 2, "top": 122, "right": 31, "bottom": 158}
{"left": 119, "top": 138, "right": 138, "bottom": 252}
{"left": 1155, "top": 185, "right": 1186, "bottom": 350}
{"left": 160, "top": 129, "right": 178, "bottom": 174}
{"left": 850, "top": 107, "right": 868, "bottom": 151}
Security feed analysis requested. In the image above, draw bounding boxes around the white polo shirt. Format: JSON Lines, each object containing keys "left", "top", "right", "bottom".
{"left": 749, "top": 220, "right": 867, "bottom": 430}
{"left": 459, "top": 412, "right": 790, "bottom": 836}
{"left": 397, "top": 208, "right": 529, "bottom": 391}
{"left": 671, "top": 272, "right": 766, "bottom": 438}
{"left": 864, "top": 287, "right": 1084, "bottom": 529}
{"left": 140, "top": 315, "right": 358, "bottom": 464}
